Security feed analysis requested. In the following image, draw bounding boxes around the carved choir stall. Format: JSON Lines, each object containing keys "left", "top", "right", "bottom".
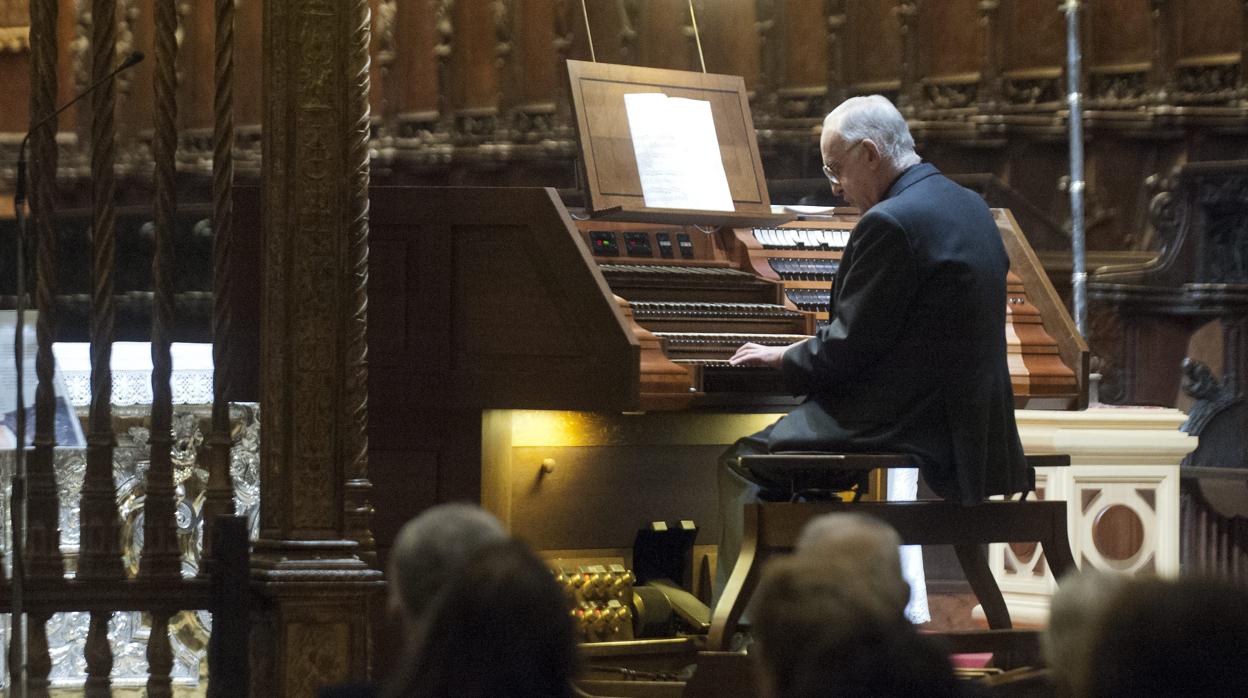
{"left": 1090, "top": 161, "right": 1248, "bottom": 583}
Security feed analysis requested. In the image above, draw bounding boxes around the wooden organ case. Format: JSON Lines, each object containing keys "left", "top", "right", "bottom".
{"left": 360, "top": 63, "right": 1089, "bottom": 681}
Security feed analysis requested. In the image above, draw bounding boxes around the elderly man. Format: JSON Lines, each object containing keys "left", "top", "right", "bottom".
{"left": 319, "top": 503, "right": 507, "bottom": 697}
{"left": 717, "top": 95, "right": 1028, "bottom": 595}
{"left": 386, "top": 503, "right": 508, "bottom": 626}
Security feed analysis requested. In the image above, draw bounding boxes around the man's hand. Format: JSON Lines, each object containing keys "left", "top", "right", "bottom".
{"left": 728, "top": 342, "right": 789, "bottom": 368}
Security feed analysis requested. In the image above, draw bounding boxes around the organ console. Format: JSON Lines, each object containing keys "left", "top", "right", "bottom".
{"left": 231, "top": 60, "right": 1090, "bottom": 689}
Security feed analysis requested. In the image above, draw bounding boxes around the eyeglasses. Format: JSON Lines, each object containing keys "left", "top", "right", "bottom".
{"left": 822, "top": 140, "right": 863, "bottom": 187}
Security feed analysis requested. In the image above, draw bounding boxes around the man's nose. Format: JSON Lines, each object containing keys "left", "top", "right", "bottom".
{"left": 829, "top": 181, "right": 843, "bottom": 196}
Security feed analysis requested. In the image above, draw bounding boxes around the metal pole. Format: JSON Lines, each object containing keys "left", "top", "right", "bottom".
{"left": 1064, "top": 0, "right": 1088, "bottom": 338}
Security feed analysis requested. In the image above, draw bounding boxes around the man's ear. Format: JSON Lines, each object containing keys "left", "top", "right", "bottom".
{"left": 861, "top": 138, "right": 882, "bottom": 166}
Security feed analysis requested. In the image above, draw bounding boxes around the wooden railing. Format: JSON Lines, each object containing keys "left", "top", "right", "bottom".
{"left": 4, "top": 0, "right": 245, "bottom": 694}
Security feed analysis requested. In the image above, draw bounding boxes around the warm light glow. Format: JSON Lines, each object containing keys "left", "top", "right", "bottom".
{"left": 505, "top": 409, "right": 784, "bottom": 448}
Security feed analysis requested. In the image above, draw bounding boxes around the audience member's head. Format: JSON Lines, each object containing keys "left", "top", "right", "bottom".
{"left": 1042, "top": 570, "right": 1131, "bottom": 694}
{"left": 752, "top": 555, "right": 958, "bottom": 698}
{"left": 383, "top": 538, "right": 579, "bottom": 698}
{"left": 1075, "top": 575, "right": 1248, "bottom": 697}
{"left": 793, "top": 512, "right": 910, "bottom": 619}
{"left": 386, "top": 503, "right": 507, "bottom": 625}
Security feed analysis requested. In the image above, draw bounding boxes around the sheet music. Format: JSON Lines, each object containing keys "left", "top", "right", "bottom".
{"left": 624, "top": 92, "right": 735, "bottom": 212}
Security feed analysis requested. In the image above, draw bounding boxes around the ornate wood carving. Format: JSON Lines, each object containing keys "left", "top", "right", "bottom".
{"left": 24, "top": 2, "right": 62, "bottom": 694}
{"left": 141, "top": 0, "right": 183, "bottom": 582}
{"left": 374, "top": 0, "right": 397, "bottom": 125}
{"left": 977, "top": 0, "right": 1002, "bottom": 111}
{"left": 1148, "top": 0, "right": 1176, "bottom": 103}
{"left": 435, "top": 0, "right": 454, "bottom": 130}
{"left": 344, "top": 0, "right": 376, "bottom": 566}
{"left": 255, "top": 0, "right": 383, "bottom": 689}
{"left": 754, "top": 0, "right": 779, "bottom": 116}
{"left": 825, "top": 0, "right": 847, "bottom": 108}
{"left": 202, "top": 0, "right": 238, "bottom": 569}
{"left": 896, "top": 0, "right": 919, "bottom": 113}
{"left": 80, "top": 4, "right": 126, "bottom": 690}
{"left": 620, "top": 0, "right": 642, "bottom": 65}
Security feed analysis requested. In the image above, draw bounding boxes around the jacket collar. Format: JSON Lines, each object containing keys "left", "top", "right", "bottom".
{"left": 885, "top": 162, "right": 940, "bottom": 201}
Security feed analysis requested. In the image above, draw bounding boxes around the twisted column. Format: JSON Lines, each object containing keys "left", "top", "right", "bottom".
{"left": 344, "top": 0, "right": 376, "bottom": 565}
{"left": 202, "top": 0, "right": 239, "bottom": 570}
{"left": 141, "top": 0, "right": 183, "bottom": 583}
{"left": 81, "top": 2, "right": 125, "bottom": 693}
{"left": 25, "top": 0, "right": 63, "bottom": 694}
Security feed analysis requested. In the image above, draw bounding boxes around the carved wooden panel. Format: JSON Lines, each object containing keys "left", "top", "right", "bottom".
{"left": 514, "top": 0, "right": 558, "bottom": 108}
{"left": 1176, "top": 0, "right": 1240, "bottom": 59}
{"left": 451, "top": 0, "right": 499, "bottom": 113}
{"left": 917, "top": 0, "right": 978, "bottom": 80}
{"left": 1089, "top": 0, "right": 1153, "bottom": 67}
{"left": 778, "top": 0, "right": 824, "bottom": 90}
{"left": 695, "top": 0, "right": 759, "bottom": 91}
{"left": 845, "top": 0, "right": 901, "bottom": 94}
{"left": 393, "top": 0, "right": 439, "bottom": 119}
{"left": 637, "top": 0, "right": 694, "bottom": 71}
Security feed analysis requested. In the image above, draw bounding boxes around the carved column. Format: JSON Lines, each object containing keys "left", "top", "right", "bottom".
{"left": 253, "top": 1, "right": 384, "bottom": 694}
{"left": 896, "top": 0, "right": 920, "bottom": 114}
{"left": 977, "top": 0, "right": 1003, "bottom": 111}
{"left": 434, "top": 0, "right": 454, "bottom": 131}
{"left": 620, "top": 0, "right": 641, "bottom": 65}
{"left": 755, "top": 0, "right": 780, "bottom": 117}
{"left": 1241, "top": 0, "right": 1248, "bottom": 101}
{"left": 825, "top": 0, "right": 848, "bottom": 108}
{"left": 27, "top": 0, "right": 64, "bottom": 693}
{"left": 1148, "top": 0, "right": 1176, "bottom": 103}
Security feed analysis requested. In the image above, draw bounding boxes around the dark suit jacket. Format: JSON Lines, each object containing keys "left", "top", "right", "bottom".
{"left": 768, "top": 162, "right": 1028, "bottom": 504}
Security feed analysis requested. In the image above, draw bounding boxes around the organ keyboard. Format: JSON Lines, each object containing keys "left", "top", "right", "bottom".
{"left": 725, "top": 214, "right": 1086, "bottom": 408}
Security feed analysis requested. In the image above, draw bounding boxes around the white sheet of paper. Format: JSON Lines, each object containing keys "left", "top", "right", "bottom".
{"left": 623, "top": 93, "right": 735, "bottom": 212}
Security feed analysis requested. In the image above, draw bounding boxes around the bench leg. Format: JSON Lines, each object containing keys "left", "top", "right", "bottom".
{"left": 954, "top": 543, "right": 1012, "bottom": 630}
{"left": 1042, "top": 506, "right": 1079, "bottom": 582}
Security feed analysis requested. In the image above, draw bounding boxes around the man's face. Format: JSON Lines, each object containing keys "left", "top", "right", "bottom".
{"left": 821, "top": 130, "right": 884, "bottom": 212}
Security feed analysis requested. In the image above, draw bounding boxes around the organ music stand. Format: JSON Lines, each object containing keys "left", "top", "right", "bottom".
{"left": 567, "top": 60, "right": 791, "bottom": 228}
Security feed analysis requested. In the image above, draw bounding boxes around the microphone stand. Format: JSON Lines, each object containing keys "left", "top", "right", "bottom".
{"left": 8, "top": 49, "right": 144, "bottom": 697}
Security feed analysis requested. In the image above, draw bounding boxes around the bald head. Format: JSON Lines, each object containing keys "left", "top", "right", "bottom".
{"left": 387, "top": 503, "right": 507, "bottom": 623}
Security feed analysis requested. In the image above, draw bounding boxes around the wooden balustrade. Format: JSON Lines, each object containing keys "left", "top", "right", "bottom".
{"left": 2, "top": 0, "right": 248, "bottom": 693}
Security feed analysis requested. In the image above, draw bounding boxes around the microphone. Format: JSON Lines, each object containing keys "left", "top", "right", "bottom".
{"left": 14, "top": 50, "right": 145, "bottom": 208}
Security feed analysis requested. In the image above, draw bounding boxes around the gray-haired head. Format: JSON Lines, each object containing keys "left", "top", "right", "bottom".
{"left": 823, "top": 95, "right": 920, "bottom": 170}
{"left": 1043, "top": 570, "right": 1132, "bottom": 692}
{"left": 387, "top": 503, "right": 507, "bottom": 622}
{"left": 794, "top": 512, "right": 910, "bottom": 618}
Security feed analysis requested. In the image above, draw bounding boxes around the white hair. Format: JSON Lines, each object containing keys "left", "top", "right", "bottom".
{"left": 388, "top": 503, "right": 507, "bottom": 621}
{"left": 794, "top": 512, "right": 910, "bottom": 617}
{"left": 823, "top": 95, "right": 921, "bottom": 169}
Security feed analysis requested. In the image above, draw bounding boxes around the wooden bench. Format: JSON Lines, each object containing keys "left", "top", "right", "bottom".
{"left": 708, "top": 453, "right": 1076, "bottom": 650}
